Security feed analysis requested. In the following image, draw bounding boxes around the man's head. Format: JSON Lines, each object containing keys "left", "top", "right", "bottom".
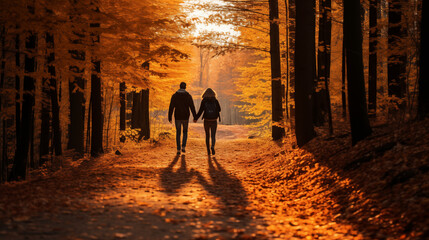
{"left": 180, "top": 82, "right": 186, "bottom": 89}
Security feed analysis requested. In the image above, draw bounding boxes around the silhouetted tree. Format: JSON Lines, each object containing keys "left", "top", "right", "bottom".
{"left": 295, "top": 0, "right": 315, "bottom": 146}
{"left": 119, "top": 81, "right": 126, "bottom": 142}
{"left": 368, "top": 0, "right": 379, "bottom": 117}
{"left": 344, "top": 0, "right": 372, "bottom": 145}
{"left": 0, "top": 25, "right": 6, "bottom": 182}
{"left": 269, "top": 0, "right": 285, "bottom": 140}
{"left": 314, "top": 0, "right": 333, "bottom": 133}
{"left": 418, "top": 0, "right": 428, "bottom": 119}
{"left": 90, "top": 6, "right": 103, "bottom": 157}
{"left": 11, "top": 20, "right": 37, "bottom": 180}
{"left": 388, "top": 0, "right": 407, "bottom": 117}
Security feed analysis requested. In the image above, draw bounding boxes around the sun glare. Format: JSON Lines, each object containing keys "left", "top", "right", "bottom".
{"left": 182, "top": 0, "right": 240, "bottom": 41}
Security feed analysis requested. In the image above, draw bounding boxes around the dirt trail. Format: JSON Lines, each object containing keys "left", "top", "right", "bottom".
{"left": 0, "top": 125, "right": 367, "bottom": 240}
{"left": 0, "top": 125, "right": 273, "bottom": 240}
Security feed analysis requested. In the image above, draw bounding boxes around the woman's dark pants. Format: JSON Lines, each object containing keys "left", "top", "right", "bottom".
{"left": 203, "top": 120, "right": 217, "bottom": 152}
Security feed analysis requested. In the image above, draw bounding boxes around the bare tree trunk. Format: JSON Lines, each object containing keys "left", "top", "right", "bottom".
{"left": 342, "top": 37, "right": 347, "bottom": 119}
{"left": 106, "top": 90, "right": 114, "bottom": 148}
{"left": 90, "top": 10, "right": 103, "bottom": 157}
{"left": 295, "top": 0, "right": 315, "bottom": 146}
{"left": 91, "top": 61, "right": 103, "bottom": 156}
{"left": 418, "top": 0, "right": 428, "bottom": 119}
{"left": 140, "top": 89, "right": 150, "bottom": 140}
{"left": 288, "top": 0, "right": 296, "bottom": 129}
{"left": 11, "top": 30, "right": 37, "bottom": 180}
{"left": 48, "top": 32, "right": 62, "bottom": 156}
{"left": 388, "top": 0, "right": 407, "bottom": 119}
{"left": 344, "top": 0, "right": 372, "bottom": 145}
{"left": 68, "top": 4, "right": 86, "bottom": 155}
{"left": 269, "top": 0, "right": 285, "bottom": 140}
{"left": 285, "top": 0, "right": 290, "bottom": 120}
{"left": 368, "top": 0, "right": 379, "bottom": 118}
{"left": 40, "top": 33, "right": 52, "bottom": 163}
{"left": 119, "top": 82, "right": 126, "bottom": 142}
{"left": 0, "top": 25, "right": 6, "bottom": 182}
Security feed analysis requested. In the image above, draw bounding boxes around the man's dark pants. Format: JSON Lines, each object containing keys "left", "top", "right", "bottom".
{"left": 175, "top": 120, "right": 189, "bottom": 151}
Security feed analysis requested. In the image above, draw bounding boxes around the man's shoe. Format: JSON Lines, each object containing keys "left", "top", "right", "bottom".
{"left": 207, "top": 148, "right": 211, "bottom": 155}
{"left": 177, "top": 150, "right": 181, "bottom": 155}
{"left": 211, "top": 147, "right": 215, "bottom": 155}
{"left": 181, "top": 148, "right": 186, "bottom": 153}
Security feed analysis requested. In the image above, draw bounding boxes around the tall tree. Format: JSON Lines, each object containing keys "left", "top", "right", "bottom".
{"left": 47, "top": 32, "right": 62, "bottom": 156}
{"left": 269, "top": 0, "right": 285, "bottom": 140}
{"left": 295, "top": 0, "right": 315, "bottom": 146}
{"left": 388, "top": 0, "right": 407, "bottom": 118}
{"left": 418, "top": 0, "right": 428, "bottom": 119}
{"left": 90, "top": 3, "right": 103, "bottom": 157}
{"left": 119, "top": 81, "right": 126, "bottom": 142}
{"left": 344, "top": 0, "right": 372, "bottom": 145}
{"left": 11, "top": 24, "right": 37, "bottom": 179}
{"left": 140, "top": 61, "right": 150, "bottom": 140}
{"left": 314, "top": 0, "right": 333, "bottom": 133}
{"left": 287, "top": 0, "right": 296, "bottom": 128}
{"left": 368, "top": 0, "right": 379, "bottom": 117}
{"left": 68, "top": 7, "right": 86, "bottom": 154}
{"left": 40, "top": 33, "right": 52, "bottom": 162}
{"left": 0, "top": 25, "right": 6, "bottom": 182}
{"left": 342, "top": 38, "right": 347, "bottom": 119}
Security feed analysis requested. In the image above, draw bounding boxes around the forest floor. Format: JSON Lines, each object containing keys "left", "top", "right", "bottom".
{"left": 0, "top": 121, "right": 428, "bottom": 240}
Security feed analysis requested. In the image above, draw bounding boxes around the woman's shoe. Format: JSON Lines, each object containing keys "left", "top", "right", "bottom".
{"left": 211, "top": 147, "right": 215, "bottom": 155}
{"left": 207, "top": 148, "right": 211, "bottom": 155}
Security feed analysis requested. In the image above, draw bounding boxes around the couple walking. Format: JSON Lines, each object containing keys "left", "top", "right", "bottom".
{"left": 168, "top": 82, "right": 221, "bottom": 155}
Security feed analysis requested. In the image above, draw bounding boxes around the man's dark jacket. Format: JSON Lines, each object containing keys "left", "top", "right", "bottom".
{"left": 168, "top": 89, "right": 197, "bottom": 122}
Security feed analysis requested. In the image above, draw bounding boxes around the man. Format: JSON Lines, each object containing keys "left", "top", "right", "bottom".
{"left": 168, "top": 82, "right": 196, "bottom": 154}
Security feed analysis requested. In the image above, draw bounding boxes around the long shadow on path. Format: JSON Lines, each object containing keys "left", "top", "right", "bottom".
{"left": 160, "top": 155, "right": 195, "bottom": 193}
{"left": 195, "top": 156, "right": 250, "bottom": 219}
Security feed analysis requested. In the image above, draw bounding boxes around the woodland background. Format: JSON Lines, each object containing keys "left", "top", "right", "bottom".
{"left": 0, "top": 0, "right": 427, "bottom": 181}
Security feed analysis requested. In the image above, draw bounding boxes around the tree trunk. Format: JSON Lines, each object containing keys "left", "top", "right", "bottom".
{"left": 11, "top": 32, "right": 37, "bottom": 180}
{"left": 342, "top": 37, "right": 347, "bottom": 119}
{"left": 294, "top": 0, "right": 315, "bottom": 146}
{"left": 288, "top": 0, "right": 296, "bottom": 129}
{"left": 314, "top": 0, "right": 333, "bottom": 134}
{"left": 131, "top": 90, "right": 141, "bottom": 130}
{"left": 269, "top": 0, "right": 285, "bottom": 140}
{"left": 91, "top": 62, "right": 103, "bottom": 157}
{"left": 40, "top": 33, "right": 53, "bottom": 162}
{"left": 368, "top": 0, "right": 379, "bottom": 118}
{"left": 140, "top": 89, "right": 150, "bottom": 140}
{"left": 344, "top": 0, "right": 372, "bottom": 145}
{"left": 90, "top": 18, "right": 103, "bottom": 157}
{"left": 284, "top": 0, "right": 290, "bottom": 120}
{"left": 418, "top": 0, "right": 428, "bottom": 119}
{"left": 45, "top": 33, "right": 62, "bottom": 156}
{"left": 14, "top": 34, "right": 21, "bottom": 164}
{"left": 388, "top": 0, "right": 407, "bottom": 118}
{"left": 120, "top": 82, "right": 126, "bottom": 131}
{"left": 0, "top": 25, "right": 5, "bottom": 182}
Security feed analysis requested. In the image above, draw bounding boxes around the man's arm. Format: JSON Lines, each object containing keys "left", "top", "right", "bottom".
{"left": 168, "top": 95, "right": 175, "bottom": 123}
{"left": 189, "top": 94, "right": 197, "bottom": 119}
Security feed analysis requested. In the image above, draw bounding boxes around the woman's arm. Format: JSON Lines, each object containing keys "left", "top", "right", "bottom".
{"left": 195, "top": 98, "right": 205, "bottom": 120}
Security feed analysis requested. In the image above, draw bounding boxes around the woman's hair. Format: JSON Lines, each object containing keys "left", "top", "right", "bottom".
{"left": 201, "top": 88, "right": 217, "bottom": 99}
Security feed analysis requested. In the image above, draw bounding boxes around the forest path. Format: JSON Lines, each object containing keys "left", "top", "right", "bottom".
{"left": 0, "top": 124, "right": 364, "bottom": 240}
{"left": 0, "top": 125, "right": 278, "bottom": 240}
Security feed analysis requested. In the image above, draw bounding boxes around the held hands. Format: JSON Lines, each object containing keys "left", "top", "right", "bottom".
{"left": 193, "top": 119, "right": 197, "bottom": 123}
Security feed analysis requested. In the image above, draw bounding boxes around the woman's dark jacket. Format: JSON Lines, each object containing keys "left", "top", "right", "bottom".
{"left": 195, "top": 97, "right": 221, "bottom": 120}
{"left": 168, "top": 89, "right": 197, "bottom": 122}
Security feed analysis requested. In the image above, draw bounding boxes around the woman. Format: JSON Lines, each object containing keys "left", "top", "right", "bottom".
{"left": 194, "top": 88, "right": 221, "bottom": 155}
